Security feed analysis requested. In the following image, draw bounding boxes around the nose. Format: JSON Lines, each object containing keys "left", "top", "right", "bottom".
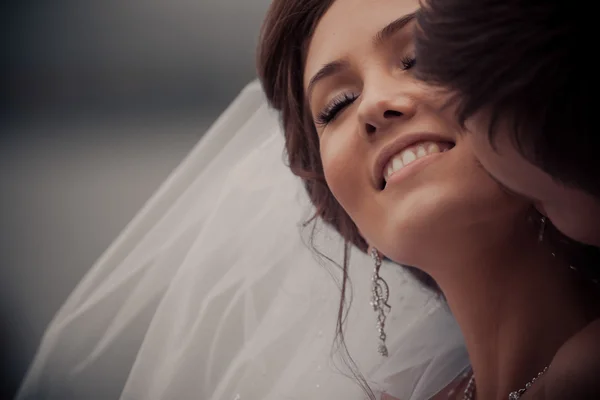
{"left": 357, "top": 82, "right": 418, "bottom": 137}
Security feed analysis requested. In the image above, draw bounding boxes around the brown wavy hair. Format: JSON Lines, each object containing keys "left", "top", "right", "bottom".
{"left": 257, "top": 0, "right": 362, "bottom": 250}
{"left": 256, "top": 1, "right": 373, "bottom": 396}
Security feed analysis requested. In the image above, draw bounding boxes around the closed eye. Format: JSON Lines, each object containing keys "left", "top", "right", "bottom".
{"left": 313, "top": 54, "right": 414, "bottom": 127}
{"left": 400, "top": 54, "right": 416, "bottom": 70}
{"left": 315, "top": 92, "right": 359, "bottom": 127}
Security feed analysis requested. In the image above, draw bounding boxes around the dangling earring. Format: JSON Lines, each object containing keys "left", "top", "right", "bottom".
{"left": 370, "top": 248, "right": 391, "bottom": 357}
{"left": 538, "top": 216, "right": 546, "bottom": 243}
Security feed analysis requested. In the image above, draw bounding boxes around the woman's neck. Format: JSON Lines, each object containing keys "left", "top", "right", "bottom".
{"left": 429, "top": 224, "right": 595, "bottom": 399}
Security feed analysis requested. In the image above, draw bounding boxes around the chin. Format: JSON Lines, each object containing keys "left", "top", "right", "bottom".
{"left": 371, "top": 188, "right": 528, "bottom": 271}
{"left": 372, "top": 215, "right": 455, "bottom": 270}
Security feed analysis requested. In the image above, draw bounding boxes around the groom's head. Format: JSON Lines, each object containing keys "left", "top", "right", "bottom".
{"left": 414, "top": 0, "right": 600, "bottom": 246}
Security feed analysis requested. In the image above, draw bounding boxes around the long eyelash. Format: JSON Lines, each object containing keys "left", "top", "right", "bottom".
{"left": 401, "top": 55, "right": 416, "bottom": 70}
{"left": 315, "top": 93, "right": 359, "bottom": 126}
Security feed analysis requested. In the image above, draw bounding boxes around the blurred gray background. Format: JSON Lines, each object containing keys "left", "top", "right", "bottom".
{"left": 1, "top": 1, "right": 272, "bottom": 396}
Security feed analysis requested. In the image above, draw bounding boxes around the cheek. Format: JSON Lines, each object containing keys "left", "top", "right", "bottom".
{"left": 441, "top": 148, "right": 529, "bottom": 221}
{"left": 374, "top": 150, "right": 530, "bottom": 266}
{"left": 321, "top": 135, "right": 367, "bottom": 210}
{"left": 468, "top": 131, "right": 554, "bottom": 202}
{"left": 466, "top": 129, "right": 503, "bottom": 173}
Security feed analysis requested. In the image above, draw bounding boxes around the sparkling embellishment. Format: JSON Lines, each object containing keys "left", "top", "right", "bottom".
{"left": 549, "top": 250, "right": 599, "bottom": 286}
{"left": 370, "top": 248, "right": 391, "bottom": 357}
{"left": 462, "top": 366, "right": 548, "bottom": 400}
{"left": 463, "top": 374, "right": 475, "bottom": 400}
{"left": 507, "top": 366, "right": 548, "bottom": 399}
{"left": 538, "top": 216, "right": 546, "bottom": 242}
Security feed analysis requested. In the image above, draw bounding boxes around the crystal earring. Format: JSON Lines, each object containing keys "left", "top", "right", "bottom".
{"left": 370, "top": 248, "right": 391, "bottom": 357}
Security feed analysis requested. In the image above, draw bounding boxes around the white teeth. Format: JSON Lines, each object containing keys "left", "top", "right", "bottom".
{"left": 383, "top": 141, "right": 447, "bottom": 182}
{"left": 402, "top": 150, "right": 416, "bottom": 165}
{"left": 427, "top": 143, "right": 440, "bottom": 154}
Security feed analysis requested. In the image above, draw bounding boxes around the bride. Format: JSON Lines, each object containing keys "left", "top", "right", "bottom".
{"left": 257, "top": 0, "right": 600, "bottom": 398}
{"left": 16, "top": 1, "right": 599, "bottom": 400}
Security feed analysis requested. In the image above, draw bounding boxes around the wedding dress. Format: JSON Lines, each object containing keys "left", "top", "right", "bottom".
{"left": 16, "top": 81, "right": 469, "bottom": 400}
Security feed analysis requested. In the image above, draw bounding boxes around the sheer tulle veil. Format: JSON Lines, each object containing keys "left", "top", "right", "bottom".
{"left": 17, "top": 81, "right": 469, "bottom": 400}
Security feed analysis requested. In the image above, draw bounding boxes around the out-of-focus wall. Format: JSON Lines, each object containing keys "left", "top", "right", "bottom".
{"left": 1, "top": 1, "right": 272, "bottom": 397}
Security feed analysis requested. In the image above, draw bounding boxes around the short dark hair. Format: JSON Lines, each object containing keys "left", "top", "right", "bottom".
{"left": 414, "top": 0, "right": 597, "bottom": 196}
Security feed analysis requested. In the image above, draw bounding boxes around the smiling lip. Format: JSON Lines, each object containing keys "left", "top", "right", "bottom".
{"left": 373, "top": 132, "right": 454, "bottom": 189}
{"left": 384, "top": 151, "right": 448, "bottom": 188}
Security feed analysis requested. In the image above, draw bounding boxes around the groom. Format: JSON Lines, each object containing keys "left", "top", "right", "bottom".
{"left": 414, "top": 0, "right": 600, "bottom": 247}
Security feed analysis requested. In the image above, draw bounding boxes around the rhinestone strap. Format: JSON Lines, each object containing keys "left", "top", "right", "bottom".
{"left": 507, "top": 366, "right": 548, "bottom": 399}
{"left": 462, "top": 374, "right": 475, "bottom": 400}
{"left": 462, "top": 366, "right": 548, "bottom": 400}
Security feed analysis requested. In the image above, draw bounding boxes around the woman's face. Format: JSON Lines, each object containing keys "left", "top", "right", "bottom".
{"left": 303, "top": 0, "right": 531, "bottom": 268}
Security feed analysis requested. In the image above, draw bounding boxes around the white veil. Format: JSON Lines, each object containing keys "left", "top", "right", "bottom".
{"left": 17, "top": 81, "right": 469, "bottom": 400}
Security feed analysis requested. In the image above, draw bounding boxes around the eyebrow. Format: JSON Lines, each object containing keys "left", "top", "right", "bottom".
{"left": 307, "top": 60, "right": 351, "bottom": 103}
{"left": 306, "top": 12, "right": 416, "bottom": 101}
{"left": 373, "top": 12, "right": 416, "bottom": 47}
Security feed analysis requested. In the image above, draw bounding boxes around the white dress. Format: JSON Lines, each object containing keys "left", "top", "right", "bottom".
{"left": 16, "top": 81, "right": 470, "bottom": 400}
